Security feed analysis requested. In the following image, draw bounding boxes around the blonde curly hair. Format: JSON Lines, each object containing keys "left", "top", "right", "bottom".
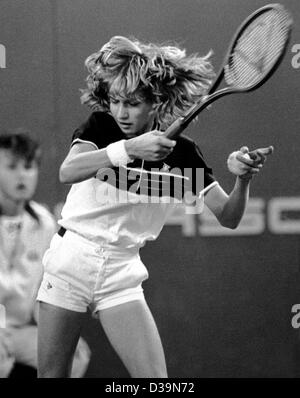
{"left": 80, "top": 36, "right": 215, "bottom": 127}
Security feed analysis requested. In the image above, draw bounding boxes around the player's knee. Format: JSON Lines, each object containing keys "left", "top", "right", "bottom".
{"left": 129, "top": 355, "right": 168, "bottom": 378}
{"left": 38, "top": 360, "right": 70, "bottom": 378}
{"left": 132, "top": 364, "right": 167, "bottom": 378}
{"left": 38, "top": 348, "right": 72, "bottom": 378}
{"left": 149, "top": 364, "right": 168, "bottom": 378}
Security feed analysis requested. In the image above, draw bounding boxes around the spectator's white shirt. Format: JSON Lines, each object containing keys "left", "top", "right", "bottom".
{"left": 0, "top": 201, "right": 57, "bottom": 327}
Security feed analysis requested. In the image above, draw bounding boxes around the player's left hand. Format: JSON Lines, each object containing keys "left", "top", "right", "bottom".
{"left": 227, "top": 145, "right": 274, "bottom": 180}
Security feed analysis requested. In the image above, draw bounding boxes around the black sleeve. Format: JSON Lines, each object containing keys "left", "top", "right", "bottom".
{"left": 71, "top": 112, "right": 125, "bottom": 150}
{"left": 71, "top": 112, "right": 102, "bottom": 149}
{"left": 191, "top": 141, "right": 216, "bottom": 189}
{"left": 181, "top": 138, "right": 216, "bottom": 195}
{"left": 165, "top": 135, "right": 217, "bottom": 196}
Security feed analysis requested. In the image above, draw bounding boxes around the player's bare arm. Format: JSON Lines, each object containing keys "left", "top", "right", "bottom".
{"left": 205, "top": 145, "right": 274, "bottom": 229}
{"left": 60, "top": 132, "right": 176, "bottom": 184}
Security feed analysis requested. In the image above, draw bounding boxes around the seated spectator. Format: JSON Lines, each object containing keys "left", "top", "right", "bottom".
{"left": 0, "top": 131, "right": 90, "bottom": 378}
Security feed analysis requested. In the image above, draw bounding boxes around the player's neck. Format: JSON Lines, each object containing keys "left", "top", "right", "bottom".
{"left": 0, "top": 197, "right": 25, "bottom": 217}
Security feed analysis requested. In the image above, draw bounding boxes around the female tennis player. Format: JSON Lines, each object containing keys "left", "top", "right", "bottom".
{"left": 37, "top": 36, "right": 273, "bottom": 378}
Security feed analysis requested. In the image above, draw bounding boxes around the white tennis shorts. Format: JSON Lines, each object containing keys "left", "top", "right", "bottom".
{"left": 37, "top": 230, "right": 148, "bottom": 313}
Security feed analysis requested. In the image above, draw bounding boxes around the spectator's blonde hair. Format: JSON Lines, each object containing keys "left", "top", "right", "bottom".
{"left": 80, "top": 36, "right": 215, "bottom": 127}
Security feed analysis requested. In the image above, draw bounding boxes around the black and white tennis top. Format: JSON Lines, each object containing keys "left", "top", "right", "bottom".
{"left": 58, "top": 112, "right": 218, "bottom": 248}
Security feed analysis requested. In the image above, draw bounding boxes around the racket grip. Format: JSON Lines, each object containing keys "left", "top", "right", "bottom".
{"left": 164, "top": 117, "right": 185, "bottom": 139}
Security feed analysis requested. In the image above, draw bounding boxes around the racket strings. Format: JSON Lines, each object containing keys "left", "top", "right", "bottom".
{"left": 225, "top": 8, "right": 292, "bottom": 88}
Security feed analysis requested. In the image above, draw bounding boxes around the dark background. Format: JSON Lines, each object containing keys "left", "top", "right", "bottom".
{"left": 0, "top": 0, "right": 299, "bottom": 377}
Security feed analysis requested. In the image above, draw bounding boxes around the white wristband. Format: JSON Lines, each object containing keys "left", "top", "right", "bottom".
{"left": 106, "top": 140, "right": 132, "bottom": 167}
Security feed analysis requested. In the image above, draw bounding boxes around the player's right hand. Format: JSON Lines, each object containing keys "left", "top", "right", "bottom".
{"left": 125, "top": 130, "right": 176, "bottom": 161}
{"left": 247, "top": 146, "right": 274, "bottom": 166}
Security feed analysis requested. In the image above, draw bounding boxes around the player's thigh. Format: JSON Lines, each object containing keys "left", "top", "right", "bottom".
{"left": 98, "top": 300, "right": 167, "bottom": 378}
{"left": 37, "top": 302, "right": 86, "bottom": 377}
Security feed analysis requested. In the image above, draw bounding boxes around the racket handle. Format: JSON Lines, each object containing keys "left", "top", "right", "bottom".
{"left": 164, "top": 117, "right": 185, "bottom": 139}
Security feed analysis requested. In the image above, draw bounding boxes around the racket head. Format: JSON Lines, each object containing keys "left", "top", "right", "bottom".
{"left": 215, "top": 3, "right": 293, "bottom": 93}
{"left": 165, "top": 4, "right": 293, "bottom": 139}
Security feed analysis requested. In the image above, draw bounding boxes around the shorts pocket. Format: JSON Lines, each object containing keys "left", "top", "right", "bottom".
{"left": 42, "top": 233, "right": 63, "bottom": 270}
{"left": 132, "top": 259, "right": 149, "bottom": 284}
{"left": 102, "top": 257, "right": 149, "bottom": 293}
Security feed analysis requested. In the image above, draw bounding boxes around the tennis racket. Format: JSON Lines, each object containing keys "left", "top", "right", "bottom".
{"left": 164, "top": 3, "right": 293, "bottom": 140}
